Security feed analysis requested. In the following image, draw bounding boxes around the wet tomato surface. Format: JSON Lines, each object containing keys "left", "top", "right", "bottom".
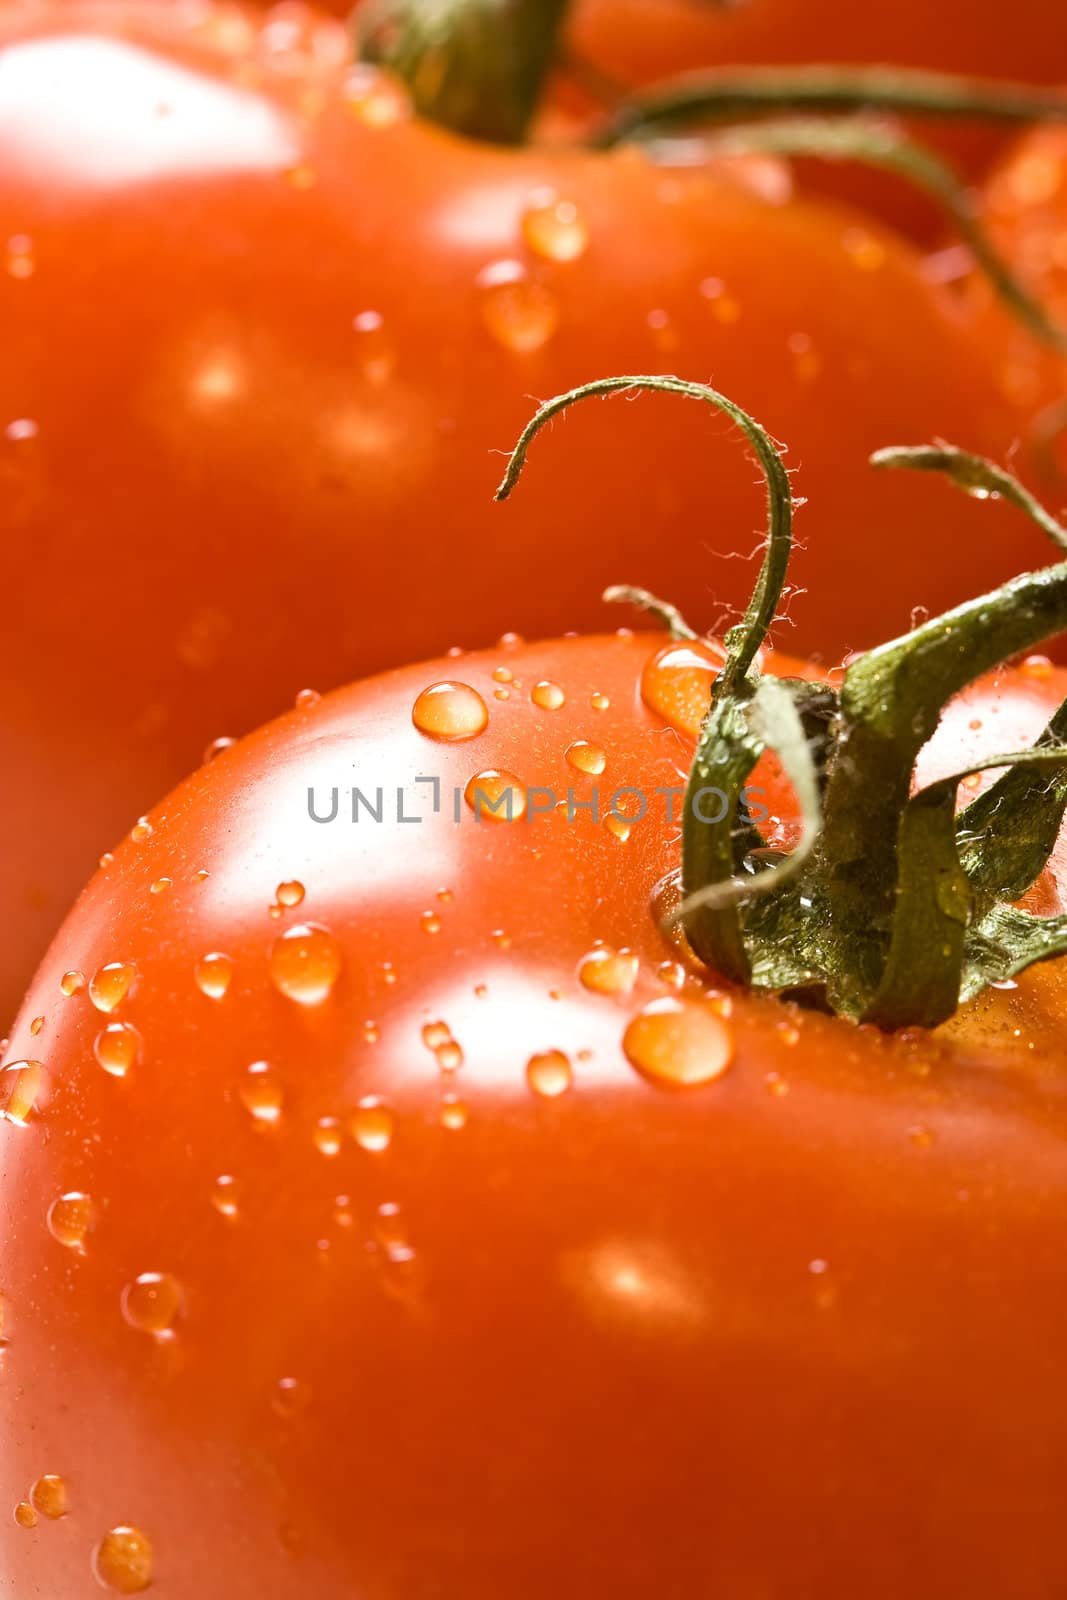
{"left": 3, "top": 630, "right": 1067, "bottom": 1597}
{"left": 0, "top": 0, "right": 1046, "bottom": 1025}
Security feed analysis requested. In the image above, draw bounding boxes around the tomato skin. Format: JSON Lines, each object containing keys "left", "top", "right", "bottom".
{"left": 0, "top": 0, "right": 1045, "bottom": 1025}
{"left": 3, "top": 630, "right": 1067, "bottom": 1598}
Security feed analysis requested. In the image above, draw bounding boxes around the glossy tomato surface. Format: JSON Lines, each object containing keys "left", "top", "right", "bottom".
{"left": 0, "top": 0, "right": 1046, "bottom": 1029}
{"left": 3, "top": 630, "right": 1067, "bottom": 1597}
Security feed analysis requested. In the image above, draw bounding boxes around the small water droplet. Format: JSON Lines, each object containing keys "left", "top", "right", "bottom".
{"left": 622, "top": 997, "right": 734, "bottom": 1087}
{"left": 363, "top": 1019, "right": 380, "bottom": 1043}
{"left": 521, "top": 193, "right": 588, "bottom": 262}
{"left": 89, "top": 962, "right": 137, "bottom": 1014}
{"left": 203, "top": 734, "right": 237, "bottom": 763}
{"left": 531, "top": 680, "right": 565, "bottom": 711}
{"left": 60, "top": 970, "right": 85, "bottom": 997}
{"left": 440, "top": 1093, "right": 468, "bottom": 1129}
{"left": 150, "top": 877, "right": 172, "bottom": 896}
{"left": 657, "top": 960, "right": 685, "bottom": 990}
{"left": 29, "top": 1015, "right": 44, "bottom": 1037}
{"left": 565, "top": 741, "right": 606, "bottom": 776}
{"left": 241, "top": 1061, "right": 283, "bottom": 1123}
{"left": 476, "top": 259, "right": 559, "bottom": 353}
{"left": 0, "top": 1060, "right": 43, "bottom": 1124}
{"left": 412, "top": 681, "right": 489, "bottom": 741}
{"left": 604, "top": 815, "right": 631, "bottom": 843}
{"left": 313, "top": 1116, "right": 343, "bottom": 1156}
{"left": 276, "top": 879, "right": 306, "bottom": 908}
{"left": 464, "top": 769, "right": 526, "bottom": 821}
{"left": 352, "top": 309, "right": 395, "bottom": 383}
{"left": 269, "top": 923, "right": 342, "bottom": 1005}
{"left": 92, "top": 1525, "right": 154, "bottom": 1592}
{"left": 30, "top": 1475, "right": 67, "bottom": 1520}
{"left": 212, "top": 1174, "right": 241, "bottom": 1217}
{"left": 121, "top": 1272, "right": 181, "bottom": 1337}
{"left": 526, "top": 1049, "right": 573, "bottom": 1097}
{"left": 350, "top": 1096, "right": 395, "bottom": 1152}
{"left": 194, "top": 951, "right": 234, "bottom": 1000}
{"left": 590, "top": 691, "right": 610, "bottom": 711}
{"left": 375, "top": 1201, "right": 414, "bottom": 1263}
{"left": 422, "top": 1020, "right": 451, "bottom": 1050}
{"left": 343, "top": 62, "right": 412, "bottom": 126}
{"left": 14, "top": 1500, "right": 36, "bottom": 1529}
{"left": 47, "top": 1191, "right": 95, "bottom": 1250}
{"left": 420, "top": 910, "right": 442, "bottom": 935}
{"left": 94, "top": 1023, "right": 141, "bottom": 1078}
{"left": 1021, "top": 653, "right": 1054, "bottom": 680}
{"left": 579, "top": 947, "right": 638, "bottom": 996}
{"left": 436, "top": 1040, "right": 464, "bottom": 1071}
{"left": 294, "top": 687, "right": 321, "bottom": 710}
{"left": 130, "top": 818, "right": 153, "bottom": 843}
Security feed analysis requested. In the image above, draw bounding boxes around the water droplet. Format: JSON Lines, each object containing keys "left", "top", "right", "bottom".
{"left": 531, "top": 680, "right": 565, "bottom": 711}
{"left": 1021, "top": 653, "right": 1054, "bottom": 680}
{"left": 565, "top": 741, "right": 606, "bottom": 776}
{"left": 908, "top": 1123, "right": 935, "bottom": 1149}
{"left": 276, "top": 879, "right": 306, "bottom": 908}
{"left": 522, "top": 193, "right": 588, "bottom": 262}
{"left": 6, "top": 234, "right": 34, "bottom": 279}
{"left": 272, "top": 1375, "right": 308, "bottom": 1419}
{"left": 313, "top": 1116, "right": 342, "bottom": 1156}
{"left": 411, "top": 681, "right": 489, "bottom": 741}
{"left": 622, "top": 997, "right": 734, "bottom": 1087}
{"left": 363, "top": 1019, "right": 380, "bottom": 1044}
{"left": 99, "top": 852, "right": 115, "bottom": 870}
{"left": 375, "top": 1202, "right": 414, "bottom": 1263}
{"left": 203, "top": 735, "right": 236, "bottom": 763}
{"left": 350, "top": 1096, "right": 394, "bottom": 1152}
{"left": 89, "top": 962, "right": 137, "bottom": 1014}
{"left": 604, "top": 815, "right": 631, "bottom": 842}
{"left": 422, "top": 1021, "right": 451, "bottom": 1050}
{"left": 657, "top": 960, "right": 685, "bottom": 989}
{"left": 47, "top": 1192, "right": 95, "bottom": 1250}
{"left": 60, "top": 970, "right": 85, "bottom": 997}
{"left": 494, "top": 686, "right": 511, "bottom": 701}
{"left": 843, "top": 227, "right": 886, "bottom": 271}
{"left": 526, "top": 1049, "right": 573, "bottom": 1097}
{"left": 352, "top": 309, "right": 395, "bottom": 384}
{"left": 31, "top": 1475, "right": 67, "bottom": 1520}
{"left": 94, "top": 1023, "right": 141, "bottom": 1078}
{"left": 29, "top": 1016, "right": 44, "bottom": 1037}
{"left": 343, "top": 63, "right": 412, "bottom": 127}
{"left": 211, "top": 1174, "right": 241, "bottom": 1217}
{"left": 294, "top": 687, "right": 321, "bottom": 710}
{"left": 194, "top": 952, "right": 234, "bottom": 1000}
{"left": 92, "top": 1525, "right": 154, "bottom": 1592}
{"left": 14, "top": 1500, "right": 36, "bottom": 1529}
{"left": 476, "top": 259, "right": 559, "bottom": 353}
{"left": 440, "top": 1094, "right": 468, "bottom": 1129}
{"left": 436, "top": 1040, "right": 463, "bottom": 1071}
{"left": 121, "top": 1272, "right": 181, "bottom": 1337}
{"left": 641, "top": 639, "right": 728, "bottom": 740}
{"left": 464, "top": 769, "right": 527, "bottom": 822}
{"left": 130, "top": 818, "right": 153, "bottom": 843}
{"left": 149, "top": 877, "right": 171, "bottom": 896}
{"left": 269, "top": 923, "right": 342, "bottom": 1005}
{"left": 765, "top": 1070, "right": 789, "bottom": 1097}
{"left": 492, "top": 666, "right": 513, "bottom": 684}
{"left": 579, "top": 947, "right": 638, "bottom": 996}
{"left": 0, "top": 1060, "right": 42, "bottom": 1125}
{"left": 420, "top": 910, "right": 442, "bottom": 935}
{"left": 241, "top": 1061, "right": 284, "bottom": 1123}
{"left": 590, "top": 691, "right": 610, "bottom": 711}
{"left": 491, "top": 928, "right": 511, "bottom": 949}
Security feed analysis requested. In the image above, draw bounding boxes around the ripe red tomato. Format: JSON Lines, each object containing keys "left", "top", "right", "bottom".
{"left": 0, "top": 0, "right": 1046, "bottom": 1025}
{"left": 3, "top": 626, "right": 1067, "bottom": 1596}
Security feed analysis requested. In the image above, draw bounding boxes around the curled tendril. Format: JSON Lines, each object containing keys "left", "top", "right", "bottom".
{"left": 496, "top": 375, "right": 794, "bottom": 692}
{"left": 871, "top": 443, "right": 1067, "bottom": 548}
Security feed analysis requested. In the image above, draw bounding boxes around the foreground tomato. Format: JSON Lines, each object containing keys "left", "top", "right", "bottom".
{"left": 0, "top": 0, "right": 1050, "bottom": 1027}
{"left": 3, "top": 621, "right": 1067, "bottom": 1596}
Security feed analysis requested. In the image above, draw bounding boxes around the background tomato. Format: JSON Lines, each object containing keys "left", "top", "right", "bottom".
{"left": 0, "top": 0, "right": 1050, "bottom": 1030}
{"left": 3, "top": 629, "right": 1067, "bottom": 1596}
{"left": 562, "top": 0, "right": 1067, "bottom": 235}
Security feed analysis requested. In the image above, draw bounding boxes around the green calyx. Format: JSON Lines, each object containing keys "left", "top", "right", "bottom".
{"left": 499, "top": 377, "right": 1067, "bottom": 1032}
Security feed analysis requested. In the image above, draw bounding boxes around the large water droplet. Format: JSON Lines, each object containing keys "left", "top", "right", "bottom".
{"left": 0, "top": 1060, "right": 42, "bottom": 1124}
{"left": 92, "top": 1526, "right": 154, "bottom": 1592}
{"left": 411, "top": 681, "right": 488, "bottom": 741}
{"left": 194, "top": 952, "right": 234, "bottom": 1000}
{"left": 14, "top": 1501, "right": 36, "bottom": 1529}
{"left": 522, "top": 193, "right": 589, "bottom": 262}
{"left": 351, "top": 1096, "right": 394, "bottom": 1152}
{"left": 476, "top": 260, "right": 559, "bottom": 353}
{"left": 622, "top": 997, "right": 734, "bottom": 1086}
{"left": 464, "top": 769, "right": 527, "bottom": 822}
{"left": 47, "top": 1192, "right": 95, "bottom": 1251}
{"left": 89, "top": 962, "right": 137, "bottom": 1014}
{"left": 94, "top": 1023, "right": 141, "bottom": 1078}
{"left": 30, "top": 1475, "right": 67, "bottom": 1520}
{"left": 565, "top": 741, "right": 606, "bottom": 776}
{"left": 269, "top": 923, "right": 342, "bottom": 1005}
{"left": 531, "top": 680, "right": 565, "bottom": 711}
{"left": 276, "top": 880, "right": 306, "bottom": 908}
{"left": 641, "top": 640, "right": 728, "bottom": 740}
{"left": 121, "top": 1273, "right": 181, "bottom": 1337}
{"left": 526, "top": 1049, "right": 573, "bottom": 1097}
{"left": 579, "top": 947, "right": 638, "bottom": 996}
